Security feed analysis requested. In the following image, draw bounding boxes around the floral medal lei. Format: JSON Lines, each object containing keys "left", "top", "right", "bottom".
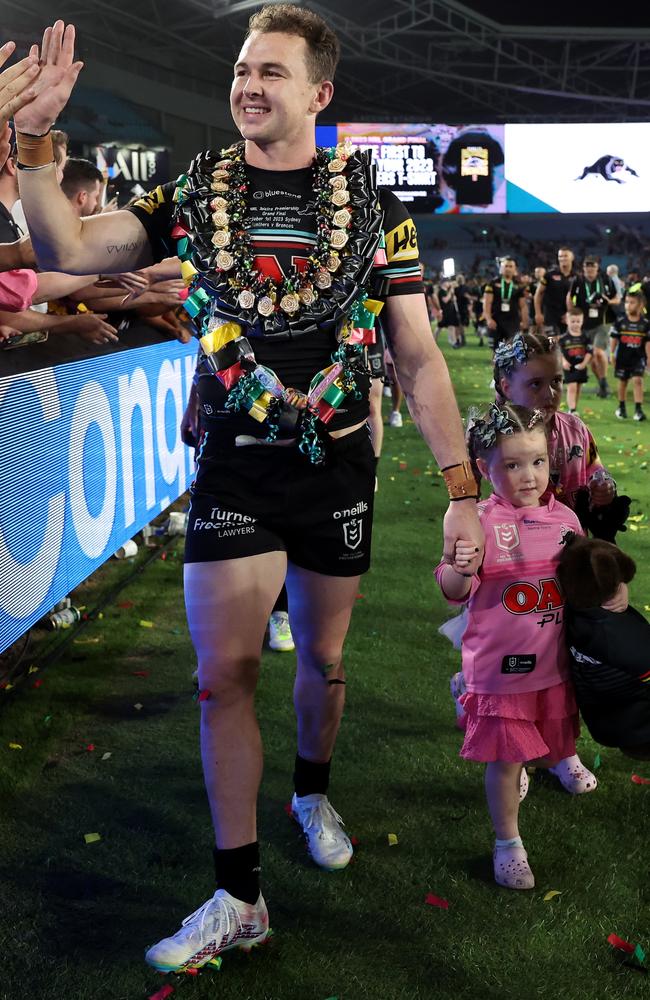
{"left": 172, "top": 141, "right": 387, "bottom": 462}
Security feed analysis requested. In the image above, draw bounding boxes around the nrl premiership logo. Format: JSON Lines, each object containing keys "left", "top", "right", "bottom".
{"left": 494, "top": 522, "right": 520, "bottom": 551}
{"left": 342, "top": 518, "right": 363, "bottom": 550}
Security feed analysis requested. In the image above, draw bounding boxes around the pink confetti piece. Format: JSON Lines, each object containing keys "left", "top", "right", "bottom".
{"left": 608, "top": 933, "right": 635, "bottom": 954}
{"left": 283, "top": 802, "right": 293, "bottom": 816}
{"left": 86, "top": 744, "right": 95, "bottom": 752}
{"left": 132, "top": 671, "right": 150, "bottom": 678}
{"left": 631, "top": 774, "right": 650, "bottom": 786}
{"left": 356, "top": 593, "right": 365, "bottom": 600}
{"left": 425, "top": 893, "right": 449, "bottom": 909}
{"left": 32, "top": 679, "right": 43, "bottom": 688}
{"left": 198, "top": 689, "right": 211, "bottom": 702}
{"left": 350, "top": 836, "right": 360, "bottom": 847}
{"left": 117, "top": 600, "right": 134, "bottom": 609}
{"left": 148, "top": 986, "right": 174, "bottom": 1000}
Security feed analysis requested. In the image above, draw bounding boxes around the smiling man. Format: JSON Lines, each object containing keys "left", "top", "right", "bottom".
{"left": 17, "top": 7, "right": 482, "bottom": 973}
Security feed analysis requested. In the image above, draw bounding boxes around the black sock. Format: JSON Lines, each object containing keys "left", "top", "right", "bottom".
{"left": 373, "top": 455, "right": 380, "bottom": 473}
{"left": 293, "top": 753, "right": 331, "bottom": 798}
{"left": 213, "top": 842, "right": 260, "bottom": 904}
{"left": 635, "top": 402, "right": 643, "bottom": 412}
{"left": 619, "top": 401, "right": 627, "bottom": 412}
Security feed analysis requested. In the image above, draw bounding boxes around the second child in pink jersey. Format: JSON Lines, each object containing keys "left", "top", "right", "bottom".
{"left": 436, "top": 403, "right": 594, "bottom": 892}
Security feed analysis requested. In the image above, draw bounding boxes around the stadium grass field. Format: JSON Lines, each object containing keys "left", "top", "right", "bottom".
{"left": 0, "top": 336, "right": 649, "bottom": 1000}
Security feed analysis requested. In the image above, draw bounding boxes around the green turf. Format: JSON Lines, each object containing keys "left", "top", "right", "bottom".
{"left": 0, "top": 338, "right": 649, "bottom": 1000}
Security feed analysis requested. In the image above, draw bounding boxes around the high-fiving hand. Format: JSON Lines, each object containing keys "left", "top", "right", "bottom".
{"left": 14, "top": 21, "right": 83, "bottom": 136}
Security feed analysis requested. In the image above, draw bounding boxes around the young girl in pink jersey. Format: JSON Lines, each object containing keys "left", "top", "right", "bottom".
{"left": 437, "top": 403, "right": 584, "bottom": 891}
{"left": 450, "top": 332, "right": 620, "bottom": 791}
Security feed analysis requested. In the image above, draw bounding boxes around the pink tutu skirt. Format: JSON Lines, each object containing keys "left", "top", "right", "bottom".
{"left": 460, "top": 680, "right": 579, "bottom": 763}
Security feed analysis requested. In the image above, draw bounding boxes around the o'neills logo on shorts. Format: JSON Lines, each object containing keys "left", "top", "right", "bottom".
{"left": 332, "top": 501, "right": 368, "bottom": 520}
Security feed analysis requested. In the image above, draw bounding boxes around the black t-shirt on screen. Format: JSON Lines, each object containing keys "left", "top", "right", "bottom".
{"left": 442, "top": 131, "right": 504, "bottom": 207}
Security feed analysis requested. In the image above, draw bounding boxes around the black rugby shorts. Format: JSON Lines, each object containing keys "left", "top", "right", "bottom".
{"left": 615, "top": 361, "right": 646, "bottom": 380}
{"left": 185, "top": 426, "right": 375, "bottom": 576}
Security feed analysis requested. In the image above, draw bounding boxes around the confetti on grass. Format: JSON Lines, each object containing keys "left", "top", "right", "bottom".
{"left": 84, "top": 833, "right": 101, "bottom": 845}
{"left": 631, "top": 774, "right": 650, "bottom": 786}
{"left": 8, "top": 743, "right": 22, "bottom": 750}
{"left": 607, "top": 934, "right": 635, "bottom": 954}
{"left": 424, "top": 893, "right": 449, "bottom": 909}
{"left": 139, "top": 620, "right": 154, "bottom": 628}
{"left": 543, "top": 890, "right": 562, "bottom": 902}
{"left": 387, "top": 833, "right": 398, "bottom": 847}
{"left": 593, "top": 753, "right": 601, "bottom": 770}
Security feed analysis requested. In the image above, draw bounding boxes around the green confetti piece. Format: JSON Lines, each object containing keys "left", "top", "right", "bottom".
{"left": 633, "top": 943, "right": 646, "bottom": 964}
{"left": 593, "top": 753, "right": 601, "bottom": 770}
{"left": 84, "top": 832, "right": 101, "bottom": 844}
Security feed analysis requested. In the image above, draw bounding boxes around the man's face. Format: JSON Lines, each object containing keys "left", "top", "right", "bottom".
{"left": 71, "top": 180, "right": 102, "bottom": 218}
{"left": 534, "top": 267, "right": 545, "bottom": 281}
{"left": 557, "top": 250, "right": 573, "bottom": 272}
{"left": 584, "top": 261, "right": 599, "bottom": 281}
{"left": 500, "top": 259, "right": 516, "bottom": 280}
{"left": 231, "top": 31, "right": 324, "bottom": 147}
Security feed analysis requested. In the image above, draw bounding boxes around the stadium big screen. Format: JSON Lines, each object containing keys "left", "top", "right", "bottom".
{"left": 318, "top": 122, "right": 649, "bottom": 214}
{"left": 316, "top": 123, "right": 506, "bottom": 213}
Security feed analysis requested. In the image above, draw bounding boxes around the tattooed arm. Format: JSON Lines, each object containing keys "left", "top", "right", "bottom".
{"left": 16, "top": 173, "right": 153, "bottom": 275}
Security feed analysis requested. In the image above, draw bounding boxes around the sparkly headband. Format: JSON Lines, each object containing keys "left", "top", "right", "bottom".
{"left": 493, "top": 332, "right": 528, "bottom": 373}
{"left": 468, "top": 403, "right": 544, "bottom": 450}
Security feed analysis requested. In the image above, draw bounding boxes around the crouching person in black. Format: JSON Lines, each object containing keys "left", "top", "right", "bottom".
{"left": 557, "top": 534, "right": 650, "bottom": 760}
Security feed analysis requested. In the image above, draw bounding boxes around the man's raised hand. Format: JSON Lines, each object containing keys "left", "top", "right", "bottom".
{"left": 0, "top": 42, "right": 41, "bottom": 135}
{"left": 14, "top": 22, "right": 83, "bottom": 136}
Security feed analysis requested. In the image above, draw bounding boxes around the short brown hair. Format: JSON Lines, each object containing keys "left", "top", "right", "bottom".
{"left": 567, "top": 306, "right": 583, "bottom": 318}
{"left": 557, "top": 535, "right": 635, "bottom": 609}
{"left": 247, "top": 4, "right": 340, "bottom": 83}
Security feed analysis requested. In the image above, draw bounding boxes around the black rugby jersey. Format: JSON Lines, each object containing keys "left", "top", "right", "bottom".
{"left": 609, "top": 315, "right": 650, "bottom": 369}
{"left": 129, "top": 161, "right": 422, "bottom": 436}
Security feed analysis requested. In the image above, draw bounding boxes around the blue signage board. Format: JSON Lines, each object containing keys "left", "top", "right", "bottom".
{"left": 0, "top": 339, "right": 197, "bottom": 653}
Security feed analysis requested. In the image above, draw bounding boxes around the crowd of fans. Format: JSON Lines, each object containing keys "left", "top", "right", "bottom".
{"left": 0, "top": 121, "right": 189, "bottom": 356}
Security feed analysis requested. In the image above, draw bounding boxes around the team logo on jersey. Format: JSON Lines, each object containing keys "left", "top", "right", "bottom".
{"left": 493, "top": 522, "right": 520, "bottom": 551}
{"left": 385, "top": 220, "right": 419, "bottom": 263}
{"left": 567, "top": 444, "right": 584, "bottom": 462}
{"left": 342, "top": 518, "right": 363, "bottom": 550}
{"left": 131, "top": 184, "right": 166, "bottom": 215}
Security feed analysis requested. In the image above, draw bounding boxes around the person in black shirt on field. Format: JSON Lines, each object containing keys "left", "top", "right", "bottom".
{"left": 534, "top": 246, "right": 575, "bottom": 335}
{"left": 482, "top": 256, "right": 528, "bottom": 351}
{"left": 557, "top": 535, "right": 650, "bottom": 759}
{"left": 569, "top": 256, "right": 619, "bottom": 398}
{"left": 559, "top": 307, "right": 593, "bottom": 414}
{"left": 610, "top": 289, "right": 650, "bottom": 421}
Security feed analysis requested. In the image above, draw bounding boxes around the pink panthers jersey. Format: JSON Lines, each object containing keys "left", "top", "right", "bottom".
{"left": 546, "top": 411, "right": 602, "bottom": 510}
{"left": 436, "top": 493, "right": 583, "bottom": 695}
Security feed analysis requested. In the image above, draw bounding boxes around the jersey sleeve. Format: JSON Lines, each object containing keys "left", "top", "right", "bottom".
{"left": 126, "top": 181, "right": 176, "bottom": 264}
{"left": 375, "top": 189, "right": 423, "bottom": 297}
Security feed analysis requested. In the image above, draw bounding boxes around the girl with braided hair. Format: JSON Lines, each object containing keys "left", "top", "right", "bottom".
{"left": 450, "top": 331, "right": 621, "bottom": 791}
{"left": 492, "top": 332, "right": 619, "bottom": 523}
{"left": 437, "top": 403, "right": 585, "bottom": 890}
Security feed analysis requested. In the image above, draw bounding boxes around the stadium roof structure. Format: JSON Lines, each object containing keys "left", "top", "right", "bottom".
{"left": 3, "top": 0, "right": 650, "bottom": 127}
